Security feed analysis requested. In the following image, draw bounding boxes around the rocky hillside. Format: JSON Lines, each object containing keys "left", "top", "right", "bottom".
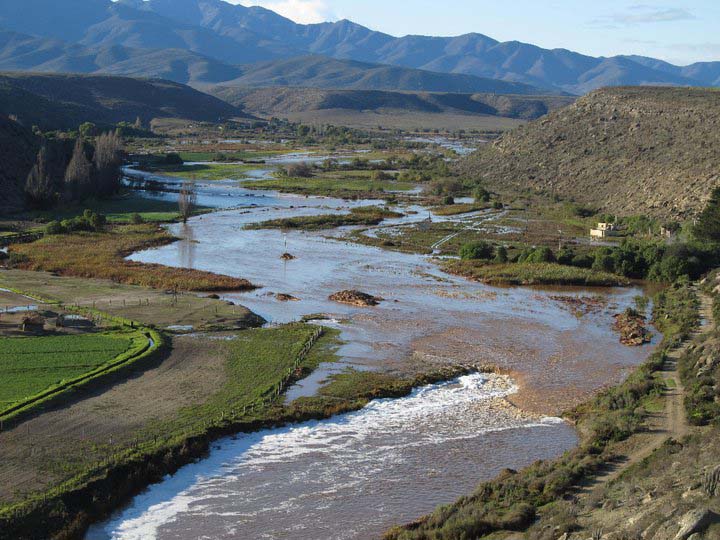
{"left": 459, "top": 87, "right": 720, "bottom": 219}
{"left": 0, "top": 116, "right": 37, "bottom": 214}
{"left": 210, "top": 86, "right": 575, "bottom": 121}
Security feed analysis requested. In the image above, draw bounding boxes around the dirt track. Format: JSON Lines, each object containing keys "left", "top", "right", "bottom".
{"left": 579, "top": 290, "right": 711, "bottom": 496}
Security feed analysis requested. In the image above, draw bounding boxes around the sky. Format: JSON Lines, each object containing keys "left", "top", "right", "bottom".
{"left": 233, "top": 1, "right": 720, "bottom": 65}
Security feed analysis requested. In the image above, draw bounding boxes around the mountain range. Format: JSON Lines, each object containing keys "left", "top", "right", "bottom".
{"left": 0, "top": 0, "right": 717, "bottom": 95}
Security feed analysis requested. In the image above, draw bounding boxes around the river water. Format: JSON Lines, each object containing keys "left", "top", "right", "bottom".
{"left": 89, "top": 157, "right": 656, "bottom": 539}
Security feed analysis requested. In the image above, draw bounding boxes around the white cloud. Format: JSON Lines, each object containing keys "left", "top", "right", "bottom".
{"left": 589, "top": 5, "right": 695, "bottom": 28}
{"left": 231, "top": 0, "right": 334, "bottom": 24}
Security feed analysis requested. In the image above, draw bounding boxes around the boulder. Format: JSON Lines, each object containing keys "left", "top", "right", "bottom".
{"left": 674, "top": 509, "right": 720, "bottom": 540}
{"left": 329, "top": 290, "right": 382, "bottom": 307}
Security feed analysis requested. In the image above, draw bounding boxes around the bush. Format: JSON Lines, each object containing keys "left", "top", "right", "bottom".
{"left": 163, "top": 153, "right": 183, "bottom": 165}
{"left": 443, "top": 195, "right": 455, "bottom": 205}
{"left": 525, "top": 246, "right": 555, "bottom": 264}
{"left": 474, "top": 186, "right": 491, "bottom": 203}
{"left": 285, "top": 162, "right": 313, "bottom": 178}
{"left": 44, "top": 221, "right": 63, "bottom": 235}
{"left": 44, "top": 210, "right": 107, "bottom": 235}
{"left": 494, "top": 246, "right": 509, "bottom": 263}
{"left": 459, "top": 241, "right": 494, "bottom": 260}
{"left": 131, "top": 213, "right": 144, "bottom": 225}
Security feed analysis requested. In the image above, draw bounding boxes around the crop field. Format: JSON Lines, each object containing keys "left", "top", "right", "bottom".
{"left": 0, "top": 333, "right": 138, "bottom": 406}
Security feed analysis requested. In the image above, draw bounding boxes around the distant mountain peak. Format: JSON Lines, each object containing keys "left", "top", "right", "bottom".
{"left": 0, "top": 0, "right": 717, "bottom": 94}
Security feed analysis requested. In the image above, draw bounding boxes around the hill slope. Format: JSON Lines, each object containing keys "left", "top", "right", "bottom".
{"left": 215, "top": 55, "right": 542, "bottom": 95}
{"left": 212, "top": 86, "right": 575, "bottom": 120}
{"left": 0, "top": 72, "right": 247, "bottom": 130}
{"left": 458, "top": 87, "right": 720, "bottom": 219}
{"left": 0, "top": 116, "right": 37, "bottom": 213}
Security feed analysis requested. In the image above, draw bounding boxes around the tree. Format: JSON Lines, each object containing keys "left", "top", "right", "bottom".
{"left": 64, "top": 137, "right": 94, "bottom": 201}
{"left": 25, "top": 144, "right": 55, "bottom": 208}
{"left": 694, "top": 187, "right": 720, "bottom": 243}
{"left": 459, "top": 241, "right": 494, "bottom": 260}
{"left": 79, "top": 122, "right": 97, "bottom": 138}
{"left": 178, "top": 182, "right": 197, "bottom": 224}
{"left": 494, "top": 245, "right": 509, "bottom": 263}
{"left": 94, "top": 131, "right": 124, "bottom": 196}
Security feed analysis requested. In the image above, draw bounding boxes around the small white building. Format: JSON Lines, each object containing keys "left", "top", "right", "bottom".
{"left": 590, "top": 222, "right": 619, "bottom": 239}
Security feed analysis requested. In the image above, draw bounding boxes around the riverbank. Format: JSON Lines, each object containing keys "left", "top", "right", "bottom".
{"left": 385, "top": 278, "right": 698, "bottom": 539}
{"left": 7, "top": 224, "right": 255, "bottom": 292}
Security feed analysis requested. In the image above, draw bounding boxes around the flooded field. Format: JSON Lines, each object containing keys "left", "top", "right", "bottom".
{"left": 94, "top": 157, "right": 658, "bottom": 539}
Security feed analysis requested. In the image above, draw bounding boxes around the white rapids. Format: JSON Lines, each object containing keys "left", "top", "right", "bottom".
{"left": 86, "top": 373, "right": 573, "bottom": 540}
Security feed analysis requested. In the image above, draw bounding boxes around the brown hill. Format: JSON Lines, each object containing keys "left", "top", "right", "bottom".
{"left": 458, "top": 87, "right": 720, "bottom": 219}
{"left": 210, "top": 86, "right": 574, "bottom": 121}
{"left": 0, "top": 72, "right": 248, "bottom": 131}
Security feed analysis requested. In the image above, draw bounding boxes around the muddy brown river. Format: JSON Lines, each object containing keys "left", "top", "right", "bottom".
{"left": 87, "top": 163, "right": 656, "bottom": 540}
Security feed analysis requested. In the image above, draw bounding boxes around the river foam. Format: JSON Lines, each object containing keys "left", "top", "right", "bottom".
{"left": 87, "top": 373, "right": 573, "bottom": 540}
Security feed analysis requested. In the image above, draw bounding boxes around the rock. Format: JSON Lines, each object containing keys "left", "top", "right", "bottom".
{"left": 276, "top": 293, "right": 300, "bottom": 302}
{"left": 206, "top": 294, "right": 220, "bottom": 300}
{"left": 328, "top": 290, "right": 382, "bottom": 307}
{"left": 280, "top": 253, "right": 296, "bottom": 261}
{"left": 674, "top": 509, "right": 720, "bottom": 540}
{"left": 703, "top": 465, "right": 720, "bottom": 496}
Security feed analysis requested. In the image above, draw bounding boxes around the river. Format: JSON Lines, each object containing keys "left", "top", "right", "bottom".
{"left": 88, "top": 156, "right": 656, "bottom": 539}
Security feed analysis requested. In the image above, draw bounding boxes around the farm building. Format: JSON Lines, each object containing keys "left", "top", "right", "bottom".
{"left": 590, "top": 222, "right": 619, "bottom": 239}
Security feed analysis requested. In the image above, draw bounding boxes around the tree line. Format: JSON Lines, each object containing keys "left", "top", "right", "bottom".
{"left": 25, "top": 131, "right": 124, "bottom": 209}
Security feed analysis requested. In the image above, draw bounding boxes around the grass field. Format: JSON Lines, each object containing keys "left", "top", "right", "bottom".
{"left": 174, "top": 151, "right": 288, "bottom": 162}
{"left": 241, "top": 174, "right": 416, "bottom": 196}
{"left": 148, "top": 163, "right": 259, "bottom": 180}
{"left": 443, "top": 260, "right": 629, "bottom": 286}
{"left": 247, "top": 206, "right": 403, "bottom": 231}
{"left": 26, "top": 194, "right": 200, "bottom": 224}
{"left": 430, "top": 203, "right": 488, "bottom": 216}
{"left": 0, "top": 332, "right": 138, "bottom": 406}
{"left": 0, "top": 270, "right": 263, "bottom": 331}
{"left": 9, "top": 225, "right": 255, "bottom": 292}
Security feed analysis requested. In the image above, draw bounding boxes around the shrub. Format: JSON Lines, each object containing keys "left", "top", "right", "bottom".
{"left": 459, "top": 241, "right": 494, "bottom": 260}
{"left": 494, "top": 246, "right": 509, "bottom": 263}
{"left": 474, "top": 186, "right": 491, "bottom": 203}
{"left": 443, "top": 195, "right": 455, "bottom": 205}
{"left": 164, "top": 153, "right": 184, "bottom": 165}
{"left": 525, "top": 246, "right": 555, "bottom": 264}
{"left": 44, "top": 221, "right": 63, "bottom": 235}
{"left": 131, "top": 213, "right": 144, "bottom": 225}
{"left": 285, "top": 162, "right": 313, "bottom": 178}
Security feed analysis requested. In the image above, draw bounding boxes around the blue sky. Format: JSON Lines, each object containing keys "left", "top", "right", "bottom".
{"left": 234, "top": 1, "right": 720, "bottom": 65}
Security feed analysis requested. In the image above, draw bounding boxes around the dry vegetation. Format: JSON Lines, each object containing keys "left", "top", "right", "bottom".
{"left": 8, "top": 225, "right": 255, "bottom": 292}
{"left": 459, "top": 87, "right": 720, "bottom": 220}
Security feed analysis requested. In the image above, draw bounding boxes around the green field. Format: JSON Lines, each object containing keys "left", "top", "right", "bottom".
{"left": 26, "top": 194, "right": 205, "bottom": 224}
{"left": 175, "top": 151, "right": 288, "bottom": 162}
{"left": 150, "top": 163, "right": 259, "bottom": 180}
{"left": 241, "top": 175, "right": 416, "bottom": 195}
{"left": 0, "top": 333, "right": 137, "bottom": 405}
{"left": 171, "top": 324, "right": 331, "bottom": 427}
